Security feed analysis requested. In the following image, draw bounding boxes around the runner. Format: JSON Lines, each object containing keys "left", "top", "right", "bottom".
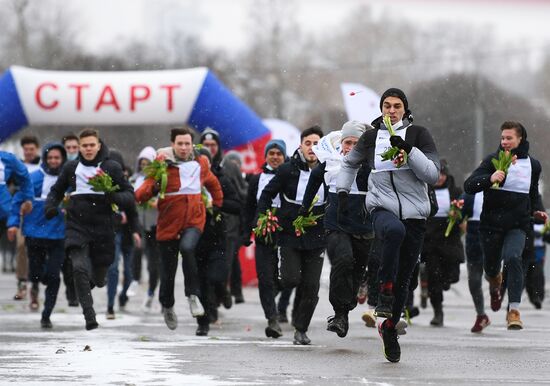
{"left": 337, "top": 88, "right": 440, "bottom": 362}
{"left": 421, "top": 160, "right": 464, "bottom": 326}
{"left": 45, "top": 129, "right": 135, "bottom": 330}
{"left": 13, "top": 135, "right": 41, "bottom": 301}
{"left": 464, "top": 121, "right": 547, "bottom": 330}
{"left": 300, "top": 122, "right": 372, "bottom": 338}
{"left": 462, "top": 192, "right": 491, "bottom": 332}
{"left": 243, "top": 139, "right": 289, "bottom": 338}
{"left": 7, "top": 143, "right": 67, "bottom": 327}
{"left": 135, "top": 127, "right": 223, "bottom": 331}
{"left": 0, "top": 150, "right": 33, "bottom": 286}
{"left": 131, "top": 146, "right": 160, "bottom": 311}
{"left": 257, "top": 126, "right": 326, "bottom": 345}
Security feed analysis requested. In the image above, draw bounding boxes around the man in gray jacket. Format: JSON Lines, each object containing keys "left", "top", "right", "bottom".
{"left": 336, "top": 88, "right": 439, "bottom": 363}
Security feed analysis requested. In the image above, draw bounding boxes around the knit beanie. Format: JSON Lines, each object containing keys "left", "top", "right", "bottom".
{"left": 264, "top": 139, "right": 287, "bottom": 157}
{"left": 200, "top": 127, "right": 220, "bottom": 145}
{"left": 379, "top": 88, "right": 409, "bottom": 112}
{"left": 341, "top": 120, "right": 366, "bottom": 141}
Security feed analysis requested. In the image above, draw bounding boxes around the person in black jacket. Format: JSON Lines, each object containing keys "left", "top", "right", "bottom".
{"left": 194, "top": 147, "right": 242, "bottom": 336}
{"left": 45, "top": 129, "right": 135, "bottom": 330}
{"left": 464, "top": 121, "right": 547, "bottom": 330}
{"left": 421, "top": 160, "right": 464, "bottom": 326}
{"left": 300, "top": 121, "right": 372, "bottom": 338}
{"left": 242, "top": 139, "right": 290, "bottom": 339}
{"left": 257, "top": 126, "right": 326, "bottom": 345}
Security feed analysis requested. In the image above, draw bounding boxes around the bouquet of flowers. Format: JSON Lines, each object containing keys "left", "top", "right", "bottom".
{"left": 293, "top": 196, "right": 324, "bottom": 237}
{"left": 253, "top": 208, "right": 282, "bottom": 244}
{"left": 201, "top": 187, "right": 221, "bottom": 222}
{"left": 541, "top": 221, "right": 550, "bottom": 235}
{"left": 491, "top": 150, "right": 515, "bottom": 189}
{"left": 143, "top": 154, "right": 168, "bottom": 199}
{"left": 87, "top": 169, "right": 120, "bottom": 212}
{"left": 444, "top": 199, "right": 465, "bottom": 237}
{"left": 379, "top": 115, "right": 407, "bottom": 168}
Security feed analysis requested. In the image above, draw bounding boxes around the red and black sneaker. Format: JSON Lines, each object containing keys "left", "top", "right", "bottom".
{"left": 488, "top": 274, "right": 503, "bottom": 312}
{"left": 470, "top": 314, "right": 491, "bottom": 333}
{"left": 490, "top": 289, "right": 502, "bottom": 312}
{"left": 378, "top": 319, "right": 400, "bottom": 363}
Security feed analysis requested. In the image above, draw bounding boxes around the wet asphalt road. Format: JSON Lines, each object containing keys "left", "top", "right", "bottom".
{"left": 1, "top": 263, "right": 549, "bottom": 385}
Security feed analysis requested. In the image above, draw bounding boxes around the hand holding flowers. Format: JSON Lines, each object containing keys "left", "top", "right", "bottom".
{"left": 445, "top": 198, "right": 465, "bottom": 237}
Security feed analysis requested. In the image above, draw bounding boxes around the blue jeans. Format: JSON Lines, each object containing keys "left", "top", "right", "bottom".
{"left": 372, "top": 209, "right": 426, "bottom": 324}
{"left": 25, "top": 237, "right": 65, "bottom": 318}
{"left": 107, "top": 233, "right": 134, "bottom": 308}
{"left": 480, "top": 228, "right": 526, "bottom": 304}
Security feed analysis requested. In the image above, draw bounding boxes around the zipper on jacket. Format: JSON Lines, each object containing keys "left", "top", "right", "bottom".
{"left": 389, "top": 172, "right": 403, "bottom": 220}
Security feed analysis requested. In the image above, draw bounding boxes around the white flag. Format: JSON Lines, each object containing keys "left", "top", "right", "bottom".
{"left": 340, "top": 83, "right": 380, "bottom": 124}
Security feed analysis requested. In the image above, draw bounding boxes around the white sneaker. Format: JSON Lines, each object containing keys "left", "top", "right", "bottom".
{"left": 127, "top": 281, "right": 139, "bottom": 297}
{"left": 188, "top": 295, "right": 205, "bottom": 317}
{"left": 361, "top": 309, "right": 377, "bottom": 328}
{"left": 396, "top": 319, "right": 408, "bottom": 336}
{"left": 162, "top": 307, "right": 178, "bottom": 330}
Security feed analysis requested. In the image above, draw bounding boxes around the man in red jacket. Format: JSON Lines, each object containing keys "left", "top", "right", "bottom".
{"left": 135, "top": 127, "right": 223, "bottom": 331}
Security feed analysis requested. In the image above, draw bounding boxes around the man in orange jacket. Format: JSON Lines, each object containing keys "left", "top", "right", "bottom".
{"left": 135, "top": 127, "right": 223, "bottom": 331}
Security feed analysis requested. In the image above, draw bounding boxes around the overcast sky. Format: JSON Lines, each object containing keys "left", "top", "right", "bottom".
{"left": 72, "top": 0, "right": 550, "bottom": 54}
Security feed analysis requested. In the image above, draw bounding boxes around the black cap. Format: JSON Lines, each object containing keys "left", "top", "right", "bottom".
{"left": 380, "top": 88, "right": 408, "bottom": 112}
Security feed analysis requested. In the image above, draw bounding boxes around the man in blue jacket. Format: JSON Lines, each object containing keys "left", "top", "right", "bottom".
{"left": 8, "top": 143, "right": 67, "bottom": 328}
{"left": 0, "top": 150, "right": 33, "bottom": 275}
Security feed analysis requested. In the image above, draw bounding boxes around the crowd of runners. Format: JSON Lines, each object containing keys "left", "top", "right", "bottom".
{"left": 0, "top": 88, "right": 547, "bottom": 363}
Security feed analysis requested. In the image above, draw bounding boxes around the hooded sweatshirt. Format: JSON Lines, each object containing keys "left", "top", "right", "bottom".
{"left": 8, "top": 143, "right": 67, "bottom": 239}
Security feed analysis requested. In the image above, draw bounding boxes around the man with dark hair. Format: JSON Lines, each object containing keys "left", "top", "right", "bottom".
{"left": 45, "top": 129, "right": 135, "bottom": 330}
{"left": 20, "top": 136, "right": 41, "bottom": 173}
{"left": 257, "top": 125, "right": 327, "bottom": 345}
{"left": 337, "top": 88, "right": 440, "bottom": 362}
{"left": 62, "top": 133, "right": 79, "bottom": 162}
{"left": 135, "top": 127, "right": 223, "bottom": 332}
{"left": 300, "top": 121, "right": 372, "bottom": 338}
{"left": 13, "top": 135, "right": 41, "bottom": 301}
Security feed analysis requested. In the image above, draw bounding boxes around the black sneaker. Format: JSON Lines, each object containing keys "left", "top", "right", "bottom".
{"left": 378, "top": 320, "right": 400, "bottom": 363}
{"left": 265, "top": 318, "right": 283, "bottom": 338}
{"left": 222, "top": 291, "right": 233, "bottom": 310}
{"left": 430, "top": 309, "right": 444, "bottom": 327}
{"left": 233, "top": 293, "right": 245, "bottom": 304}
{"left": 374, "top": 293, "right": 394, "bottom": 318}
{"left": 41, "top": 316, "right": 53, "bottom": 329}
{"left": 68, "top": 299, "right": 79, "bottom": 307}
{"left": 196, "top": 324, "right": 209, "bottom": 336}
{"left": 106, "top": 307, "right": 115, "bottom": 320}
{"left": 326, "top": 313, "right": 349, "bottom": 338}
{"left": 85, "top": 316, "right": 99, "bottom": 331}
{"left": 293, "top": 330, "right": 311, "bottom": 345}
{"left": 278, "top": 312, "right": 289, "bottom": 324}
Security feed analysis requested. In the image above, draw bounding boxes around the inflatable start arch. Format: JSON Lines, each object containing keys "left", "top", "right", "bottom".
{"left": 0, "top": 66, "right": 272, "bottom": 171}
